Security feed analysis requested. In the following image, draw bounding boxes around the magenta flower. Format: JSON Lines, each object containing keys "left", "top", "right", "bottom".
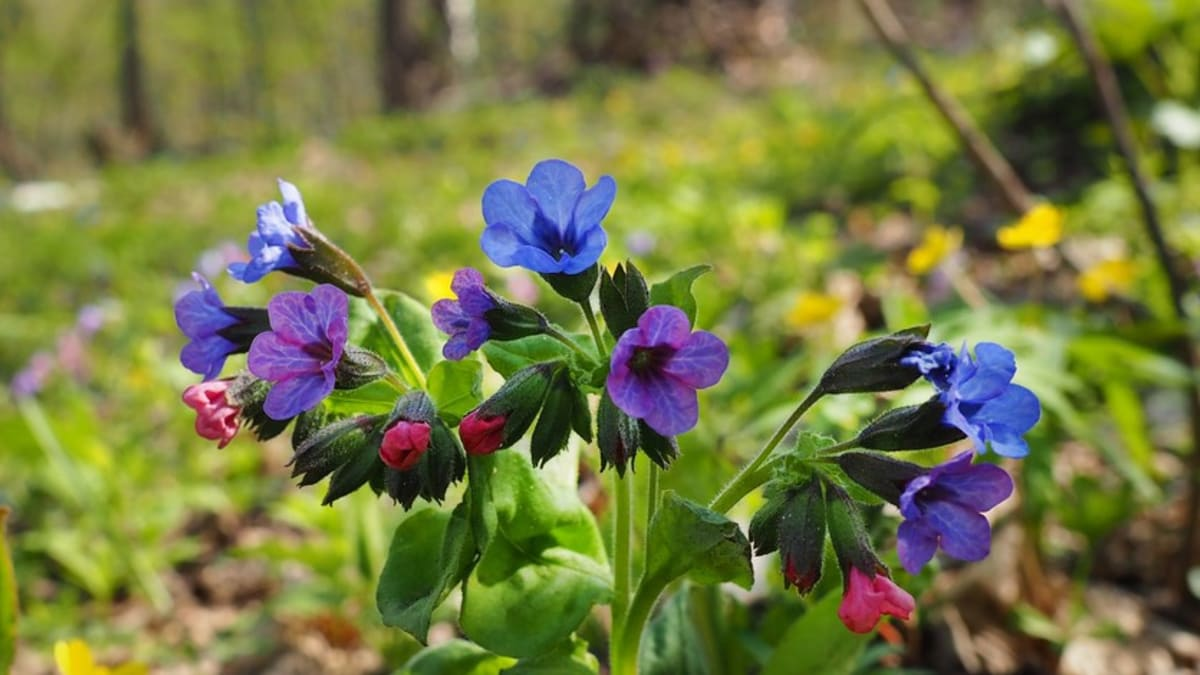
{"left": 182, "top": 380, "right": 241, "bottom": 448}
{"left": 380, "top": 420, "right": 433, "bottom": 471}
{"left": 896, "top": 451, "right": 1013, "bottom": 574}
{"left": 248, "top": 284, "right": 348, "bottom": 420}
{"left": 607, "top": 305, "right": 729, "bottom": 436}
{"left": 431, "top": 268, "right": 496, "bottom": 360}
{"left": 837, "top": 567, "right": 915, "bottom": 634}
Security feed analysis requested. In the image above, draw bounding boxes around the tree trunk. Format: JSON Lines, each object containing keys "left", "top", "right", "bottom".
{"left": 117, "top": 0, "right": 160, "bottom": 154}
{"left": 377, "top": 0, "right": 452, "bottom": 111}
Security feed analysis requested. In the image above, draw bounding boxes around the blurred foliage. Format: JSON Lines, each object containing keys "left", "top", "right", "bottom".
{"left": 0, "top": 0, "right": 1199, "bottom": 671}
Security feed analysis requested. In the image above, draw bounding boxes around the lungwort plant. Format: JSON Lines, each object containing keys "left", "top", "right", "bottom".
{"left": 173, "top": 160, "right": 1040, "bottom": 673}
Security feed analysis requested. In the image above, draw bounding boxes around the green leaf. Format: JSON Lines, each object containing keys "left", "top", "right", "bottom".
{"left": 0, "top": 507, "right": 16, "bottom": 675}
{"left": 347, "top": 290, "right": 441, "bottom": 375}
{"left": 325, "top": 379, "right": 400, "bottom": 416}
{"left": 645, "top": 491, "right": 752, "bottom": 589}
{"left": 501, "top": 636, "right": 599, "bottom": 675}
{"left": 401, "top": 640, "right": 516, "bottom": 675}
{"left": 649, "top": 265, "right": 711, "bottom": 325}
{"left": 763, "top": 590, "right": 870, "bottom": 675}
{"left": 428, "top": 359, "right": 484, "bottom": 426}
{"left": 461, "top": 450, "right": 611, "bottom": 658}
{"left": 482, "top": 335, "right": 574, "bottom": 379}
{"left": 377, "top": 504, "right": 476, "bottom": 640}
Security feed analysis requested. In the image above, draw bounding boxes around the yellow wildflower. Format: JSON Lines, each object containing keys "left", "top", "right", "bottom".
{"left": 997, "top": 204, "right": 1063, "bottom": 250}
{"left": 423, "top": 271, "right": 455, "bottom": 301}
{"left": 1077, "top": 258, "right": 1136, "bottom": 302}
{"left": 906, "top": 225, "right": 963, "bottom": 275}
{"left": 786, "top": 292, "right": 841, "bottom": 329}
{"left": 55, "top": 640, "right": 146, "bottom": 675}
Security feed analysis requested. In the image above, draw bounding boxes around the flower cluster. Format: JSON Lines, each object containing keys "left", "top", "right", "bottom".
{"left": 169, "top": 157, "right": 1041, "bottom": 659}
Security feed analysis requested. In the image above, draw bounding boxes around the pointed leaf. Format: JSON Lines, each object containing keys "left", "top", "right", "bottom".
{"left": 649, "top": 265, "right": 711, "bottom": 325}
{"left": 645, "top": 491, "right": 752, "bottom": 589}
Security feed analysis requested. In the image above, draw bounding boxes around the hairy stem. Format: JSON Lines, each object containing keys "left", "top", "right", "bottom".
{"left": 610, "top": 471, "right": 634, "bottom": 673}
{"left": 581, "top": 300, "right": 607, "bottom": 360}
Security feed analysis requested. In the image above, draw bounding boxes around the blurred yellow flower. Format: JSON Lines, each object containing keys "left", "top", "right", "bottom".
{"left": 997, "top": 204, "right": 1063, "bottom": 250}
{"left": 423, "top": 271, "right": 455, "bottom": 301}
{"left": 55, "top": 640, "right": 146, "bottom": 675}
{"left": 906, "top": 225, "right": 962, "bottom": 275}
{"left": 1077, "top": 258, "right": 1136, "bottom": 302}
{"left": 786, "top": 292, "right": 841, "bottom": 329}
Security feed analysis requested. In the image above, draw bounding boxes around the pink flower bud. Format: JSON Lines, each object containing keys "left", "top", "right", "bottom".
{"left": 380, "top": 420, "right": 432, "bottom": 470}
{"left": 837, "top": 567, "right": 914, "bottom": 634}
{"left": 459, "top": 411, "right": 506, "bottom": 455}
{"left": 182, "top": 380, "right": 241, "bottom": 449}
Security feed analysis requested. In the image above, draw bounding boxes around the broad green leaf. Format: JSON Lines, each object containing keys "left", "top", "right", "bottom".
{"left": 501, "top": 636, "right": 599, "bottom": 675}
{"left": 428, "top": 359, "right": 484, "bottom": 425}
{"left": 649, "top": 265, "right": 711, "bottom": 325}
{"left": 401, "top": 640, "right": 516, "bottom": 675}
{"left": 763, "top": 590, "right": 870, "bottom": 675}
{"left": 461, "top": 450, "right": 611, "bottom": 658}
{"left": 377, "top": 505, "right": 475, "bottom": 640}
{"left": 482, "top": 335, "right": 573, "bottom": 379}
{"left": 325, "top": 379, "right": 400, "bottom": 416}
{"left": 0, "top": 507, "right": 15, "bottom": 675}
{"left": 347, "top": 290, "right": 441, "bottom": 375}
{"left": 645, "top": 491, "right": 752, "bottom": 589}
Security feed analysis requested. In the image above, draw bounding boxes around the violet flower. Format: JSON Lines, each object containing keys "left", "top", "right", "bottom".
{"left": 228, "top": 179, "right": 311, "bottom": 283}
{"left": 431, "top": 268, "right": 496, "bottom": 360}
{"left": 896, "top": 451, "right": 1013, "bottom": 574}
{"left": 481, "top": 159, "right": 615, "bottom": 275}
{"left": 248, "top": 284, "right": 348, "bottom": 420}
{"left": 607, "top": 305, "right": 729, "bottom": 436}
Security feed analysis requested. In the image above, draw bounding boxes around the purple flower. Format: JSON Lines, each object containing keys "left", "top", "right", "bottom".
{"left": 248, "top": 284, "right": 348, "bottom": 420}
{"left": 10, "top": 352, "right": 54, "bottom": 399}
{"left": 896, "top": 452, "right": 1013, "bottom": 574}
{"left": 228, "top": 179, "right": 311, "bottom": 283}
{"left": 175, "top": 273, "right": 242, "bottom": 380}
{"left": 431, "top": 268, "right": 496, "bottom": 360}
{"left": 904, "top": 342, "right": 1040, "bottom": 458}
{"left": 607, "top": 305, "right": 729, "bottom": 436}
{"left": 481, "top": 159, "right": 615, "bottom": 275}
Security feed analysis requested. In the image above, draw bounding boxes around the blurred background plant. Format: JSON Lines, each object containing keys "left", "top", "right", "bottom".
{"left": 2, "top": 0, "right": 1200, "bottom": 672}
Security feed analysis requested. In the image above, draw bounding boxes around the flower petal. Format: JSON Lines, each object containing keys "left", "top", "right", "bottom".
{"left": 526, "top": 159, "right": 585, "bottom": 233}
{"left": 181, "top": 336, "right": 236, "bottom": 381}
{"left": 637, "top": 305, "right": 692, "bottom": 349}
{"left": 432, "top": 299, "right": 469, "bottom": 334}
{"left": 262, "top": 372, "right": 333, "bottom": 420}
{"left": 663, "top": 330, "right": 729, "bottom": 389}
{"left": 248, "top": 331, "right": 322, "bottom": 381}
{"left": 482, "top": 179, "right": 538, "bottom": 236}
{"left": 309, "top": 284, "right": 349, "bottom": 358}
{"left": 897, "top": 518, "right": 939, "bottom": 574}
{"left": 451, "top": 267, "right": 486, "bottom": 296}
{"left": 481, "top": 223, "right": 563, "bottom": 272}
{"left": 940, "top": 462, "right": 1013, "bottom": 511}
{"left": 956, "top": 343, "right": 1016, "bottom": 402}
{"left": 573, "top": 175, "right": 616, "bottom": 230}
{"left": 277, "top": 178, "right": 307, "bottom": 226}
{"left": 637, "top": 374, "right": 699, "bottom": 436}
{"left": 973, "top": 384, "right": 1040, "bottom": 435}
{"left": 985, "top": 424, "right": 1031, "bottom": 458}
{"left": 561, "top": 224, "right": 607, "bottom": 275}
{"left": 924, "top": 499, "right": 992, "bottom": 562}
{"left": 266, "top": 291, "right": 326, "bottom": 346}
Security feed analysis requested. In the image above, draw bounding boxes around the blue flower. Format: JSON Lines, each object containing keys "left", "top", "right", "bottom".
{"left": 175, "top": 273, "right": 242, "bottom": 380}
{"left": 904, "top": 342, "right": 1040, "bottom": 458}
{"left": 481, "top": 159, "right": 615, "bottom": 275}
{"left": 229, "top": 179, "right": 311, "bottom": 283}
{"left": 896, "top": 451, "right": 1013, "bottom": 574}
{"left": 248, "top": 284, "right": 348, "bottom": 420}
{"left": 431, "top": 268, "right": 496, "bottom": 360}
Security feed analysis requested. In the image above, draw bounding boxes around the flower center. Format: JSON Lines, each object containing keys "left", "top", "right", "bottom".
{"left": 302, "top": 341, "right": 334, "bottom": 362}
{"left": 629, "top": 345, "right": 673, "bottom": 374}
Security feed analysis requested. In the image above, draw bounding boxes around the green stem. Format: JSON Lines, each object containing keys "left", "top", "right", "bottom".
{"left": 646, "top": 463, "right": 661, "bottom": 534}
{"left": 580, "top": 301, "right": 607, "bottom": 359}
{"left": 610, "top": 472, "right": 634, "bottom": 672}
{"left": 545, "top": 325, "right": 597, "bottom": 364}
{"left": 817, "top": 438, "right": 861, "bottom": 457}
{"left": 364, "top": 288, "right": 426, "bottom": 389}
{"left": 708, "top": 388, "right": 824, "bottom": 514}
{"left": 384, "top": 371, "right": 409, "bottom": 392}
{"left": 613, "top": 571, "right": 668, "bottom": 675}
